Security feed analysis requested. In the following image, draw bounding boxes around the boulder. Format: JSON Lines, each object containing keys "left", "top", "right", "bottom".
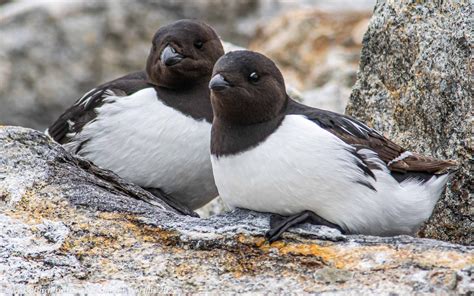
{"left": 346, "top": 0, "right": 472, "bottom": 245}
{"left": 1, "top": 126, "right": 472, "bottom": 293}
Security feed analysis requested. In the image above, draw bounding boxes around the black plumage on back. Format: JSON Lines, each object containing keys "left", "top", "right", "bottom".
{"left": 47, "top": 71, "right": 150, "bottom": 144}
{"left": 286, "top": 99, "right": 457, "bottom": 177}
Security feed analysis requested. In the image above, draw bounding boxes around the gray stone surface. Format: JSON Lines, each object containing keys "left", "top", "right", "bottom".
{"left": 346, "top": 0, "right": 472, "bottom": 245}
{"left": 1, "top": 126, "right": 473, "bottom": 294}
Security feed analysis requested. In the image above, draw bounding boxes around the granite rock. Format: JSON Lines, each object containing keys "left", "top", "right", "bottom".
{"left": 1, "top": 126, "right": 473, "bottom": 294}
{"left": 346, "top": 0, "right": 472, "bottom": 245}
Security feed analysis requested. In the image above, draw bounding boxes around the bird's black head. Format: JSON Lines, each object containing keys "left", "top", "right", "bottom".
{"left": 209, "top": 50, "right": 287, "bottom": 125}
{"left": 146, "top": 19, "right": 224, "bottom": 89}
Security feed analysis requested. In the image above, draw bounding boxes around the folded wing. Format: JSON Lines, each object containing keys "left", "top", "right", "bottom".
{"left": 47, "top": 71, "right": 150, "bottom": 144}
{"left": 287, "top": 99, "right": 457, "bottom": 176}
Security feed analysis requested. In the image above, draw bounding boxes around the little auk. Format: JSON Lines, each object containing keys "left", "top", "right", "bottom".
{"left": 208, "top": 50, "right": 458, "bottom": 241}
{"left": 47, "top": 20, "right": 225, "bottom": 216}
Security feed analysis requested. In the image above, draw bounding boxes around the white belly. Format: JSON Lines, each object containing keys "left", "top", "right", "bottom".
{"left": 65, "top": 88, "right": 217, "bottom": 209}
{"left": 211, "top": 115, "right": 446, "bottom": 235}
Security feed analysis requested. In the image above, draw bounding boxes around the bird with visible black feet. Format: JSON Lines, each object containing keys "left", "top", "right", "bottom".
{"left": 208, "top": 50, "right": 457, "bottom": 241}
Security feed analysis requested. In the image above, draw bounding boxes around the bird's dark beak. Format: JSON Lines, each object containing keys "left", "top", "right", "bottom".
{"left": 209, "top": 74, "right": 230, "bottom": 91}
{"left": 160, "top": 45, "right": 184, "bottom": 66}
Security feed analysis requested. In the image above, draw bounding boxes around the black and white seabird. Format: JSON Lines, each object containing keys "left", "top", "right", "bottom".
{"left": 46, "top": 20, "right": 225, "bottom": 216}
{"left": 208, "top": 50, "right": 458, "bottom": 241}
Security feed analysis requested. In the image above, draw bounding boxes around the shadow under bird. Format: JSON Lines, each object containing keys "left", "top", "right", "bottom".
{"left": 46, "top": 20, "right": 225, "bottom": 216}
{"left": 208, "top": 50, "right": 458, "bottom": 242}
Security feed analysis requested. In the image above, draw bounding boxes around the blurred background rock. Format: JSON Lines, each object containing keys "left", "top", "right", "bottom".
{"left": 0, "top": 0, "right": 374, "bottom": 131}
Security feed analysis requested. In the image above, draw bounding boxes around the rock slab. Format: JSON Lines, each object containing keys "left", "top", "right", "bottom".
{"left": 1, "top": 126, "right": 473, "bottom": 294}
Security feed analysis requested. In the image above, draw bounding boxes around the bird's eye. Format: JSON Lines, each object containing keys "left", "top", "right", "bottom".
{"left": 194, "top": 41, "right": 204, "bottom": 49}
{"left": 248, "top": 72, "right": 260, "bottom": 83}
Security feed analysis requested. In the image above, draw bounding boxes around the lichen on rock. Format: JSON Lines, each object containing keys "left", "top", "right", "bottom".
{"left": 1, "top": 126, "right": 473, "bottom": 294}
{"left": 346, "top": 0, "right": 472, "bottom": 245}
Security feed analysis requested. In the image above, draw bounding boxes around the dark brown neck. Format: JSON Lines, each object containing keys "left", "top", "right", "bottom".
{"left": 153, "top": 83, "right": 213, "bottom": 123}
{"left": 211, "top": 114, "right": 285, "bottom": 157}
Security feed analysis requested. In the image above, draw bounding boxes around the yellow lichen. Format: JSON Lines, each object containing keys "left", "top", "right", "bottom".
{"left": 237, "top": 234, "right": 473, "bottom": 272}
{"left": 4, "top": 186, "right": 472, "bottom": 281}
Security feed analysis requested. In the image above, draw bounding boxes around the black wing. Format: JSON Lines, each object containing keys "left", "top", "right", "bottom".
{"left": 47, "top": 71, "right": 151, "bottom": 144}
{"left": 287, "top": 99, "right": 457, "bottom": 175}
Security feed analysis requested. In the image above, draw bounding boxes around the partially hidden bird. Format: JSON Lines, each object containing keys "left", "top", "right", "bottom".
{"left": 47, "top": 20, "right": 225, "bottom": 216}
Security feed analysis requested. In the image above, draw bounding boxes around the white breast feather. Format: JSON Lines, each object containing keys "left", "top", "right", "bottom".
{"left": 64, "top": 88, "right": 217, "bottom": 210}
{"left": 211, "top": 115, "right": 448, "bottom": 236}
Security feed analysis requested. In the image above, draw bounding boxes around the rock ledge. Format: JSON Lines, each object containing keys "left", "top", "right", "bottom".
{"left": 1, "top": 126, "right": 473, "bottom": 294}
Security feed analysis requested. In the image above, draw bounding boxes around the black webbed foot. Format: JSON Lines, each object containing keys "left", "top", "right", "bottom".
{"left": 265, "top": 210, "right": 344, "bottom": 242}
{"left": 144, "top": 187, "right": 199, "bottom": 218}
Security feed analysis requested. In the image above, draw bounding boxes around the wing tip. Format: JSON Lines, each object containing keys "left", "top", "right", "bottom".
{"left": 388, "top": 151, "right": 460, "bottom": 175}
{"left": 434, "top": 159, "right": 460, "bottom": 175}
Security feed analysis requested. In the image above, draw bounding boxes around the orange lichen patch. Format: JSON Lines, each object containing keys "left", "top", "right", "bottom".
{"left": 125, "top": 217, "right": 181, "bottom": 245}
{"left": 414, "top": 250, "right": 474, "bottom": 270}
{"left": 97, "top": 212, "right": 166, "bottom": 243}
{"left": 347, "top": 245, "right": 469, "bottom": 271}
{"left": 175, "top": 263, "right": 195, "bottom": 277}
{"left": 14, "top": 185, "right": 177, "bottom": 239}
{"left": 60, "top": 213, "right": 180, "bottom": 258}
{"left": 236, "top": 235, "right": 339, "bottom": 267}
{"left": 7, "top": 195, "right": 72, "bottom": 225}
{"left": 339, "top": 245, "right": 474, "bottom": 271}
{"left": 252, "top": 236, "right": 267, "bottom": 247}
{"left": 62, "top": 229, "right": 126, "bottom": 256}
{"left": 236, "top": 234, "right": 263, "bottom": 246}
{"left": 333, "top": 245, "right": 401, "bottom": 271}
{"left": 237, "top": 234, "right": 473, "bottom": 272}
{"left": 3, "top": 187, "right": 182, "bottom": 265}
{"left": 280, "top": 244, "right": 338, "bottom": 258}
{"left": 389, "top": 88, "right": 402, "bottom": 101}
{"left": 170, "top": 247, "right": 263, "bottom": 279}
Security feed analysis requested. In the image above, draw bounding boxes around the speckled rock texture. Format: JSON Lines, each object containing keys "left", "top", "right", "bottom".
{"left": 346, "top": 0, "right": 472, "bottom": 245}
{"left": 1, "top": 126, "right": 473, "bottom": 294}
